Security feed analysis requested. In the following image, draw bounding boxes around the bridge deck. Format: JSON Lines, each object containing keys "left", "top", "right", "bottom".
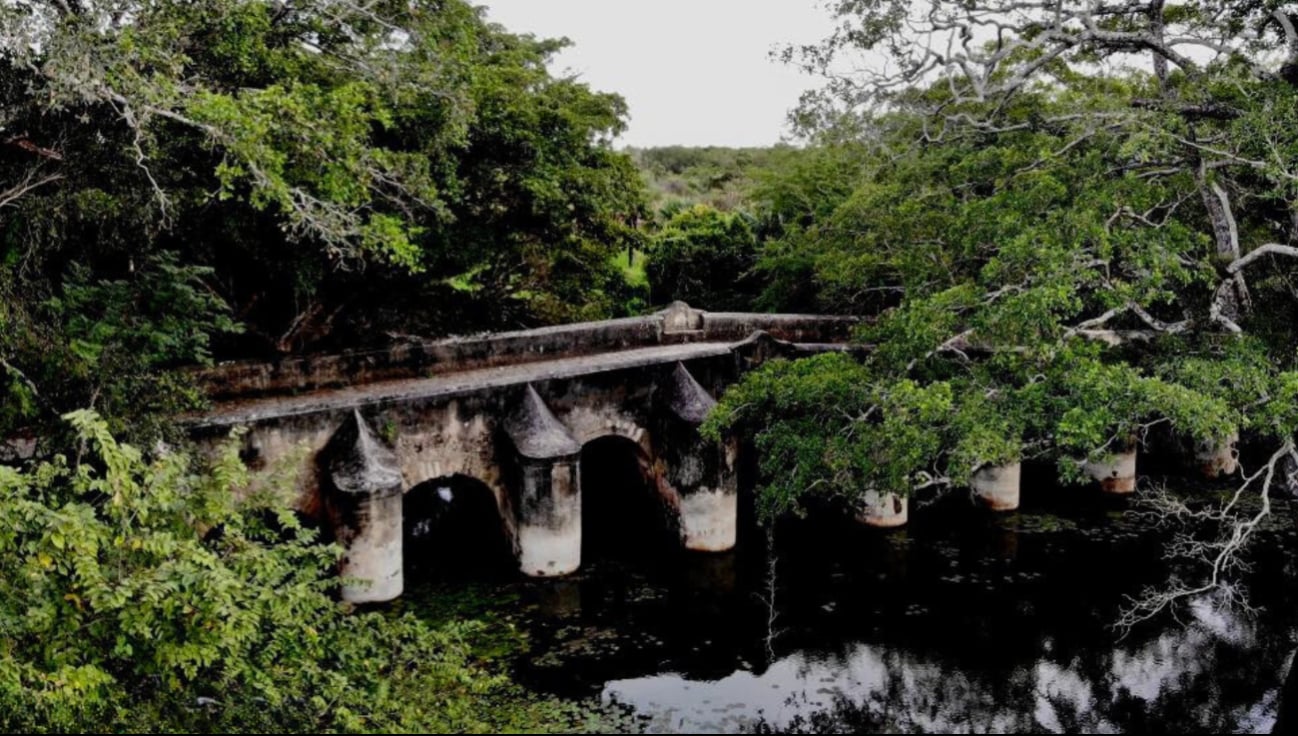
{"left": 192, "top": 340, "right": 752, "bottom": 429}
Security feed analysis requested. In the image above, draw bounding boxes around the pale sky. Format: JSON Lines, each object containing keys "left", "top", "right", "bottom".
{"left": 477, "top": 1, "right": 835, "bottom": 148}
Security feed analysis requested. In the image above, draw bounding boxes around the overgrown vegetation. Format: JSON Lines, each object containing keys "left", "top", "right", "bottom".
{"left": 646, "top": 205, "right": 761, "bottom": 310}
{"left": 704, "top": 0, "right": 1298, "bottom": 623}
{"left": 630, "top": 145, "right": 789, "bottom": 214}
{"left": 0, "top": 411, "right": 599, "bottom": 733}
{"left": 0, "top": 1, "right": 652, "bottom": 730}
{"left": 630, "top": 143, "right": 876, "bottom": 312}
{"left": 8, "top": 0, "right": 1298, "bottom": 728}
{"left": 0, "top": 0, "right": 649, "bottom": 443}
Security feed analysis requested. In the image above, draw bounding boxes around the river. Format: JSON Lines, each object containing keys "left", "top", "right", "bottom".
{"left": 401, "top": 459, "right": 1298, "bottom": 734}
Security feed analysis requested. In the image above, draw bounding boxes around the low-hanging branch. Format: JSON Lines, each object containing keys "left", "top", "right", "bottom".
{"left": 1117, "top": 441, "right": 1297, "bottom": 632}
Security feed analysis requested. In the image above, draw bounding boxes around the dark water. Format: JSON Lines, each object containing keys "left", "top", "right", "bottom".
{"left": 403, "top": 453, "right": 1298, "bottom": 734}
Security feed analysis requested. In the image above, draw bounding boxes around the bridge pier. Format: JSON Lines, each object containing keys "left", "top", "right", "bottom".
{"left": 971, "top": 462, "right": 1021, "bottom": 511}
{"left": 856, "top": 490, "right": 909, "bottom": 528}
{"left": 677, "top": 479, "right": 738, "bottom": 552}
{"left": 656, "top": 363, "right": 739, "bottom": 552}
{"left": 323, "top": 411, "right": 404, "bottom": 603}
{"left": 1081, "top": 449, "right": 1138, "bottom": 494}
{"left": 1195, "top": 432, "right": 1239, "bottom": 478}
{"left": 507, "top": 386, "right": 584, "bottom": 577}
{"left": 514, "top": 458, "right": 582, "bottom": 577}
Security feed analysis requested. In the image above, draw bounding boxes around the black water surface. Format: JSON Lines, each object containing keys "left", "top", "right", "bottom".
{"left": 404, "top": 457, "right": 1298, "bottom": 734}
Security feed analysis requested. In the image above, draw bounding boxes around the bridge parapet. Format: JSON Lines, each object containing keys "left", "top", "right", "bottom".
{"left": 193, "top": 303, "right": 859, "bottom": 401}
{"left": 184, "top": 307, "right": 860, "bottom": 601}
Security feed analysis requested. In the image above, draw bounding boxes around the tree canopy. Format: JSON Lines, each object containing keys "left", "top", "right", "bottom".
{"left": 707, "top": 0, "right": 1298, "bottom": 619}
{"left": 0, "top": 0, "right": 647, "bottom": 439}
{"left": 0, "top": 5, "right": 660, "bottom": 729}
{"left": 8, "top": 2, "right": 1298, "bottom": 722}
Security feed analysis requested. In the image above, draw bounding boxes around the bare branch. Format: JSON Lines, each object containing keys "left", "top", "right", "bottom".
{"left": 4, "top": 136, "right": 64, "bottom": 161}
{"left": 1128, "top": 302, "right": 1190, "bottom": 334}
{"left": 1269, "top": 10, "right": 1298, "bottom": 65}
{"left": 106, "top": 96, "right": 169, "bottom": 224}
{"left": 1063, "top": 301, "right": 1190, "bottom": 342}
{"left": 1210, "top": 279, "right": 1245, "bottom": 334}
{"left": 758, "top": 528, "right": 783, "bottom": 663}
{"left": 1117, "top": 441, "right": 1291, "bottom": 633}
{"left": 1070, "top": 328, "right": 1160, "bottom": 346}
{"left": 0, "top": 355, "right": 40, "bottom": 401}
{"left": 1066, "top": 305, "right": 1128, "bottom": 334}
{"left": 0, "top": 170, "right": 62, "bottom": 210}
{"left": 1226, "top": 243, "right": 1298, "bottom": 275}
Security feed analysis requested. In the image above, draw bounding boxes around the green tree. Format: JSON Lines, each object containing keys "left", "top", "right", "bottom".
{"left": 631, "top": 145, "right": 790, "bottom": 214}
{"left": 712, "top": 0, "right": 1298, "bottom": 622}
{"left": 0, "top": 0, "right": 647, "bottom": 440}
{"left": 747, "top": 142, "right": 875, "bottom": 312}
{"left": 646, "top": 204, "right": 760, "bottom": 310}
{"left": 0, "top": 411, "right": 591, "bottom": 733}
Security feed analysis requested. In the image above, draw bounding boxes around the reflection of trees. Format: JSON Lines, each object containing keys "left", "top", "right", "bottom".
{"left": 1273, "top": 653, "right": 1298, "bottom": 734}
{"left": 752, "top": 593, "right": 1288, "bottom": 733}
{"left": 735, "top": 503, "right": 1298, "bottom": 733}
{"left": 519, "top": 499, "right": 1298, "bottom": 732}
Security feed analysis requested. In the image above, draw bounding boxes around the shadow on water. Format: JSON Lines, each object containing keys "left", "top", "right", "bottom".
{"left": 580, "top": 435, "right": 677, "bottom": 562}
{"left": 403, "top": 474, "right": 514, "bottom": 582}
{"left": 403, "top": 458, "right": 1298, "bottom": 733}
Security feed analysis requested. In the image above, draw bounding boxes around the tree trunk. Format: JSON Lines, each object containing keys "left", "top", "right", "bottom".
{"left": 1272, "top": 651, "right": 1298, "bottom": 733}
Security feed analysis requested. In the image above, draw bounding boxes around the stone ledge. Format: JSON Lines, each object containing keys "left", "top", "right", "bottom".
{"left": 192, "top": 305, "right": 860, "bottom": 401}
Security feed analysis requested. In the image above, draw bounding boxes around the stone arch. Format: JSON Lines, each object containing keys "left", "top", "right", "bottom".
{"left": 562, "top": 408, "right": 654, "bottom": 461}
{"left": 388, "top": 399, "right": 507, "bottom": 514}
{"left": 579, "top": 434, "right": 678, "bottom": 557}
{"left": 401, "top": 456, "right": 508, "bottom": 517}
{"left": 578, "top": 431, "right": 658, "bottom": 490}
{"left": 403, "top": 474, "right": 513, "bottom": 578}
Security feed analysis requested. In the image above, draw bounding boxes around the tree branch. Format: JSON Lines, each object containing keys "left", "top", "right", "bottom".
{"left": 1117, "top": 441, "right": 1291, "bottom": 633}
{"left": 1226, "top": 243, "right": 1298, "bottom": 275}
{"left": 0, "top": 171, "right": 62, "bottom": 210}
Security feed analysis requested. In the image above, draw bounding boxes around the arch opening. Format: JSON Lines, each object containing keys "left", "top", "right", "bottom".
{"left": 403, "top": 474, "right": 512, "bottom": 581}
{"left": 580, "top": 435, "right": 676, "bottom": 562}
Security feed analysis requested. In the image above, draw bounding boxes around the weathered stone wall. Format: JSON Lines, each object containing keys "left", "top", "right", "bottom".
{"left": 192, "top": 303, "right": 859, "bottom": 400}
{"left": 198, "top": 353, "right": 730, "bottom": 505}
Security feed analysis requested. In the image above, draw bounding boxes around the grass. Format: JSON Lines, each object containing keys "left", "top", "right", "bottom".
{"left": 612, "top": 249, "right": 648, "bottom": 289}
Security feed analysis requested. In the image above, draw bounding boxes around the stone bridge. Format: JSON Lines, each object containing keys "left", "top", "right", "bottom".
{"left": 188, "top": 303, "right": 859, "bottom": 603}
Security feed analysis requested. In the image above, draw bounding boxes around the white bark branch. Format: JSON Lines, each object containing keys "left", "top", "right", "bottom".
{"left": 1271, "top": 10, "right": 1298, "bottom": 63}
{"left": 1117, "top": 441, "right": 1291, "bottom": 633}
{"left": 0, "top": 170, "right": 62, "bottom": 210}
{"left": 1226, "top": 243, "right": 1298, "bottom": 274}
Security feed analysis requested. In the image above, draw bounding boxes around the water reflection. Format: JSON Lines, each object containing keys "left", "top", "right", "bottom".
{"left": 505, "top": 492, "right": 1298, "bottom": 734}
{"left": 601, "top": 588, "right": 1285, "bottom": 733}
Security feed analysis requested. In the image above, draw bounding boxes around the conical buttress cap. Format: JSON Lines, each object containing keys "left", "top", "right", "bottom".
{"left": 326, "top": 410, "right": 403, "bottom": 494}
{"left": 506, "top": 385, "right": 581, "bottom": 460}
{"left": 661, "top": 362, "right": 716, "bottom": 425}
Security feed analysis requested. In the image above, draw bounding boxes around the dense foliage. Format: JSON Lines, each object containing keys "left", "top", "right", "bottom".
{"left": 0, "top": 0, "right": 647, "bottom": 441}
{"left": 707, "top": 0, "right": 1298, "bottom": 558}
{"left": 629, "top": 143, "right": 878, "bottom": 312}
{"left": 0, "top": 411, "right": 592, "bottom": 733}
{"left": 0, "top": 2, "right": 648, "bottom": 730}
{"left": 630, "top": 145, "right": 790, "bottom": 214}
{"left": 645, "top": 204, "right": 761, "bottom": 310}
{"left": 8, "top": 0, "right": 1298, "bottom": 725}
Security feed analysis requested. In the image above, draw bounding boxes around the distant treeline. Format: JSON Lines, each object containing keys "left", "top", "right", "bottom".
{"left": 628, "top": 142, "right": 873, "bottom": 315}
{"left": 628, "top": 145, "right": 797, "bottom": 213}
